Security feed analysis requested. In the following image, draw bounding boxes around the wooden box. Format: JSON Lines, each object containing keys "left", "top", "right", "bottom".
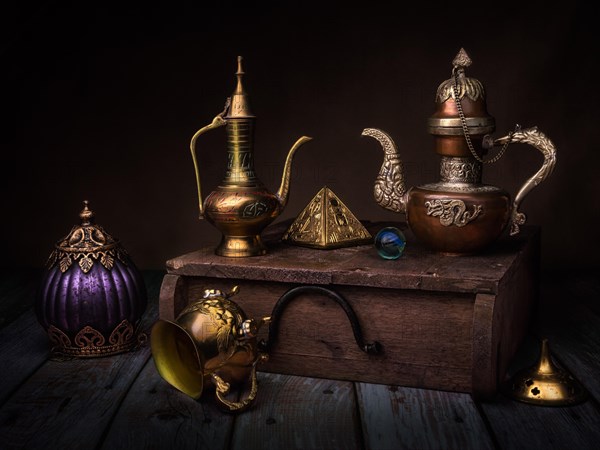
{"left": 159, "top": 221, "right": 540, "bottom": 399}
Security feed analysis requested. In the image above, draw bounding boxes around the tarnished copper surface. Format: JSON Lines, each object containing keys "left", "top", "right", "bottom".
{"left": 432, "top": 135, "right": 488, "bottom": 158}
{"left": 363, "top": 48, "right": 557, "bottom": 254}
{"left": 407, "top": 186, "right": 510, "bottom": 254}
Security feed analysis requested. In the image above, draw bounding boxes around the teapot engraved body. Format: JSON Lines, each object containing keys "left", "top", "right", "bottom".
{"left": 190, "top": 57, "right": 312, "bottom": 257}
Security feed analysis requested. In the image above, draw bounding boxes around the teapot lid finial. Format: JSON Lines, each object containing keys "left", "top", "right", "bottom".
{"left": 452, "top": 48, "right": 472, "bottom": 71}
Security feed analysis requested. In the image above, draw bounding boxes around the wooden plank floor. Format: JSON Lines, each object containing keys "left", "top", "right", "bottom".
{"left": 1, "top": 269, "right": 599, "bottom": 450}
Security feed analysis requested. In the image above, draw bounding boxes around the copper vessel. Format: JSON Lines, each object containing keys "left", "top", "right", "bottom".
{"left": 190, "top": 56, "right": 312, "bottom": 257}
{"left": 151, "top": 286, "right": 270, "bottom": 412}
{"left": 362, "top": 49, "right": 557, "bottom": 254}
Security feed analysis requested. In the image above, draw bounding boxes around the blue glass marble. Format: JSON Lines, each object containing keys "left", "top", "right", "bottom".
{"left": 374, "top": 227, "right": 406, "bottom": 260}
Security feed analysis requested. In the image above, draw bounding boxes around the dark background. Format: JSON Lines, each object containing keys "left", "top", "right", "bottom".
{"left": 2, "top": 1, "right": 598, "bottom": 273}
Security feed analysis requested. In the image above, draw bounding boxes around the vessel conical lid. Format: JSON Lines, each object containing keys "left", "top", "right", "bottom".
{"left": 224, "top": 56, "right": 255, "bottom": 119}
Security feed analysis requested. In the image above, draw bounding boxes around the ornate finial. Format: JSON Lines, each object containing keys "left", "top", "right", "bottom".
{"left": 79, "top": 200, "right": 94, "bottom": 225}
{"left": 435, "top": 48, "right": 485, "bottom": 103}
{"left": 452, "top": 48, "right": 472, "bottom": 70}
{"left": 234, "top": 55, "right": 245, "bottom": 95}
{"left": 225, "top": 55, "right": 254, "bottom": 118}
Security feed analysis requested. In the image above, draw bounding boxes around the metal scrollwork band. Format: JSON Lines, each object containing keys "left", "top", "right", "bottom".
{"left": 47, "top": 319, "right": 137, "bottom": 356}
{"left": 439, "top": 157, "right": 482, "bottom": 184}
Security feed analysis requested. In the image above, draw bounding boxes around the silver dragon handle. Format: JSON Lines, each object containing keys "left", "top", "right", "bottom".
{"left": 493, "top": 126, "right": 557, "bottom": 235}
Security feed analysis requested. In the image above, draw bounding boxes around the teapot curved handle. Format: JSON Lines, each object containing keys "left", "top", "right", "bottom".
{"left": 211, "top": 361, "right": 262, "bottom": 413}
{"left": 493, "top": 127, "right": 557, "bottom": 235}
{"left": 189, "top": 109, "right": 228, "bottom": 218}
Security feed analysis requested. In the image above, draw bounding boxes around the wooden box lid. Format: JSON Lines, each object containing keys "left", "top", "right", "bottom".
{"left": 165, "top": 221, "right": 540, "bottom": 296}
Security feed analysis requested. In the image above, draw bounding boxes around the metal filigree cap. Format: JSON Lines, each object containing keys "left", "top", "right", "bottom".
{"left": 436, "top": 48, "right": 485, "bottom": 103}
{"left": 47, "top": 200, "right": 127, "bottom": 273}
{"left": 428, "top": 48, "right": 494, "bottom": 136}
{"left": 224, "top": 56, "right": 255, "bottom": 119}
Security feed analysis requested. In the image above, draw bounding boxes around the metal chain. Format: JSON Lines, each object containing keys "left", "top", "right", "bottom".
{"left": 452, "top": 69, "right": 513, "bottom": 164}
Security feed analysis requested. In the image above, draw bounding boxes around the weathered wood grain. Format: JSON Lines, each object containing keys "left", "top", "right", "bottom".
{"left": 474, "top": 256, "right": 600, "bottom": 450}
{"left": 357, "top": 383, "right": 495, "bottom": 450}
{"left": 536, "top": 300, "right": 600, "bottom": 404}
{"left": 158, "top": 273, "right": 188, "bottom": 321}
{"left": 99, "top": 359, "right": 235, "bottom": 450}
{"left": 182, "top": 278, "right": 474, "bottom": 391}
{"left": 230, "top": 372, "right": 361, "bottom": 450}
{"left": 0, "top": 269, "right": 40, "bottom": 330}
{"left": 480, "top": 390, "right": 600, "bottom": 449}
{"left": 0, "top": 311, "right": 48, "bottom": 405}
{"left": 0, "top": 346, "right": 153, "bottom": 449}
{"left": 0, "top": 271, "right": 164, "bottom": 450}
{"left": 157, "top": 222, "right": 539, "bottom": 395}
{"left": 166, "top": 221, "right": 539, "bottom": 295}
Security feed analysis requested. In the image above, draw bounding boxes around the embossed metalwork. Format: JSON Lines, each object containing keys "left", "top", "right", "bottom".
{"left": 151, "top": 286, "right": 270, "bottom": 412}
{"left": 452, "top": 48, "right": 472, "bottom": 67}
{"left": 419, "top": 182, "right": 502, "bottom": 193}
{"left": 48, "top": 201, "right": 128, "bottom": 273}
{"left": 361, "top": 128, "right": 406, "bottom": 213}
{"left": 363, "top": 48, "right": 558, "bottom": 254}
{"left": 189, "top": 56, "right": 312, "bottom": 257}
{"left": 282, "top": 186, "right": 372, "bottom": 249}
{"left": 436, "top": 49, "right": 484, "bottom": 103}
{"left": 425, "top": 199, "right": 482, "bottom": 227}
{"left": 47, "top": 319, "right": 137, "bottom": 357}
{"left": 494, "top": 126, "right": 557, "bottom": 235}
{"left": 440, "top": 157, "right": 482, "bottom": 184}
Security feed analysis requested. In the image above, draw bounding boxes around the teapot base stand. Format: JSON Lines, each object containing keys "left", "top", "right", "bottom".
{"left": 215, "top": 234, "right": 267, "bottom": 258}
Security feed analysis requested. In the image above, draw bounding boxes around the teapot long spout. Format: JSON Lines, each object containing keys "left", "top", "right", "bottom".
{"left": 275, "top": 136, "right": 313, "bottom": 209}
{"left": 361, "top": 128, "right": 407, "bottom": 214}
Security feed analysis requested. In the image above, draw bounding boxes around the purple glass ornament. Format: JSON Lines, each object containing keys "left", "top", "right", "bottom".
{"left": 36, "top": 201, "right": 147, "bottom": 357}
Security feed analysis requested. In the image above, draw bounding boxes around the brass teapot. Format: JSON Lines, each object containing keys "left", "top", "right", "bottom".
{"left": 151, "top": 286, "right": 270, "bottom": 412}
{"left": 362, "top": 48, "right": 557, "bottom": 254}
{"left": 190, "top": 56, "right": 312, "bottom": 257}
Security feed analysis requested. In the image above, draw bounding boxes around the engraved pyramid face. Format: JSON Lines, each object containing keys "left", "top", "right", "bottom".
{"left": 282, "top": 187, "right": 372, "bottom": 249}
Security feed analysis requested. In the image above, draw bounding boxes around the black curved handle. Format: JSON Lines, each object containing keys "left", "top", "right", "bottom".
{"left": 259, "top": 285, "right": 382, "bottom": 355}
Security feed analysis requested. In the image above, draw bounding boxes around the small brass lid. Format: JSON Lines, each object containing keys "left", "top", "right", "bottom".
{"left": 224, "top": 56, "right": 255, "bottom": 119}
{"left": 502, "top": 338, "right": 588, "bottom": 406}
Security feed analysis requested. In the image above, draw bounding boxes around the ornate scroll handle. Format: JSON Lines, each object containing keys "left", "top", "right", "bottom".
{"left": 212, "top": 361, "right": 261, "bottom": 413}
{"left": 361, "top": 128, "right": 407, "bottom": 214}
{"left": 189, "top": 100, "right": 230, "bottom": 218}
{"left": 494, "top": 126, "right": 557, "bottom": 235}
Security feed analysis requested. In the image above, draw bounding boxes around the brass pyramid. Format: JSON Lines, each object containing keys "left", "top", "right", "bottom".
{"left": 282, "top": 186, "right": 372, "bottom": 249}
